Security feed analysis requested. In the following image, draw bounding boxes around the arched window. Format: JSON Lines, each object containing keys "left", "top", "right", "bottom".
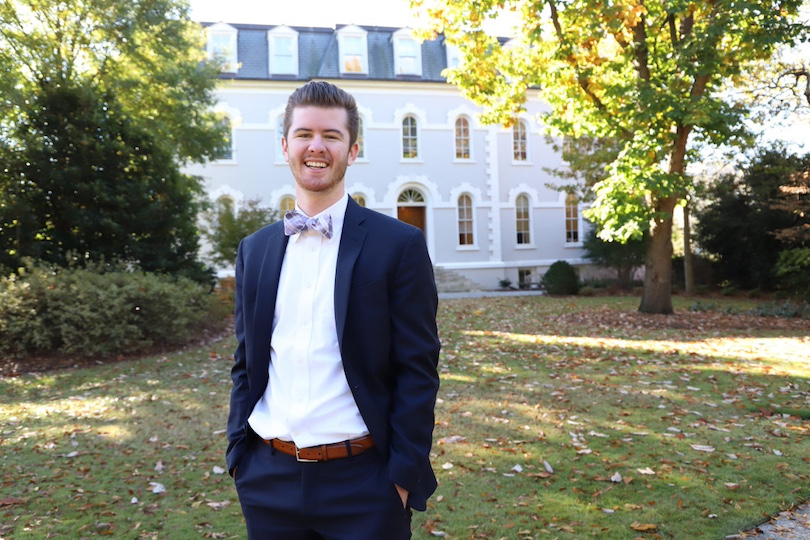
{"left": 279, "top": 196, "right": 295, "bottom": 214}
{"left": 398, "top": 188, "right": 424, "bottom": 204}
{"left": 565, "top": 192, "right": 579, "bottom": 243}
{"left": 457, "top": 194, "right": 474, "bottom": 246}
{"left": 402, "top": 116, "right": 418, "bottom": 159}
{"left": 512, "top": 120, "right": 527, "bottom": 162}
{"left": 276, "top": 117, "right": 284, "bottom": 161}
{"left": 356, "top": 117, "right": 365, "bottom": 159}
{"left": 455, "top": 117, "right": 471, "bottom": 160}
{"left": 352, "top": 194, "right": 366, "bottom": 207}
{"left": 216, "top": 117, "right": 233, "bottom": 160}
{"left": 397, "top": 188, "right": 426, "bottom": 232}
{"left": 516, "top": 194, "right": 531, "bottom": 244}
{"left": 216, "top": 195, "right": 236, "bottom": 215}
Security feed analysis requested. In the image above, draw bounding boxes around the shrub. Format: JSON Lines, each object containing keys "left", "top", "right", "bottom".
{"left": 200, "top": 197, "right": 278, "bottom": 268}
{"left": 541, "top": 261, "right": 580, "bottom": 295}
{"left": 0, "top": 262, "right": 230, "bottom": 360}
{"left": 749, "top": 301, "right": 810, "bottom": 320}
{"left": 720, "top": 286, "right": 738, "bottom": 296}
{"left": 579, "top": 286, "right": 597, "bottom": 297}
{"left": 775, "top": 248, "right": 810, "bottom": 301}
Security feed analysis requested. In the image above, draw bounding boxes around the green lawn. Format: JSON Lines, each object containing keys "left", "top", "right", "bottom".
{"left": 1, "top": 296, "right": 808, "bottom": 539}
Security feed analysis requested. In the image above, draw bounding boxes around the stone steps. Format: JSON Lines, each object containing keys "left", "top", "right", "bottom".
{"left": 433, "top": 266, "right": 482, "bottom": 294}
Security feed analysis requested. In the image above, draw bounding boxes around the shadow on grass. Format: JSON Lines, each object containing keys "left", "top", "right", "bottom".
{"left": 1, "top": 296, "right": 808, "bottom": 539}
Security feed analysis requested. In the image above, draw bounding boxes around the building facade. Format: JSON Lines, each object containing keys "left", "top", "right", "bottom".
{"left": 184, "top": 22, "right": 589, "bottom": 290}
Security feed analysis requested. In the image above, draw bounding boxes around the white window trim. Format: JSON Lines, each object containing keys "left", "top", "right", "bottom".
{"left": 564, "top": 194, "right": 584, "bottom": 247}
{"left": 354, "top": 115, "right": 369, "bottom": 162}
{"left": 511, "top": 119, "right": 531, "bottom": 164}
{"left": 268, "top": 26, "right": 299, "bottom": 76}
{"left": 268, "top": 106, "right": 287, "bottom": 165}
{"left": 454, "top": 116, "right": 474, "bottom": 162}
{"left": 444, "top": 40, "right": 461, "bottom": 71}
{"left": 515, "top": 194, "right": 534, "bottom": 248}
{"left": 206, "top": 23, "right": 238, "bottom": 73}
{"left": 338, "top": 25, "right": 369, "bottom": 75}
{"left": 209, "top": 113, "right": 236, "bottom": 164}
{"left": 392, "top": 29, "right": 422, "bottom": 76}
{"left": 456, "top": 193, "right": 478, "bottom": 250}
{"left": 401, "top": 115, "right": 421, "bottom": 162}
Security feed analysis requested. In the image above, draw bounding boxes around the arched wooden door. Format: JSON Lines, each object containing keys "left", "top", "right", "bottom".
{"left": 396, "top": 188, "right": 426, "bottom": 234}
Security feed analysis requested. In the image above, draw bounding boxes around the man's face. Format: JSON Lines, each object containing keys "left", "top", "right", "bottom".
{"left": 282, "top": 106, "right": 359, "bottom": 200}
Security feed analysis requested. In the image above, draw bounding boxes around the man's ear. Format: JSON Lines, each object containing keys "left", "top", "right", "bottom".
{"left": 347, "top": 142, "right": 359, "bottom": 166}
{"left": 281, "top": 137, "right": 290, "bottom": 163}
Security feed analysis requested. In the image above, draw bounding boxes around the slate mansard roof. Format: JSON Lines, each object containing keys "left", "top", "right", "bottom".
{"left": 202, "top": 22, "right": 454, "bottom": 83}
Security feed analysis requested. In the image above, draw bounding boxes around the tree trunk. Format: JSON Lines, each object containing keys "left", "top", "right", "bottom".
{"left": 683, "top": 198, "right": 695, "bottom": 295}
{"left": 640, "top": 122, "right": 692, "bottom": 314}
{"left": 639, "top": 196, "right": 676, "bottom": 314}
{"left": 617, "top": 264, "right": 631, "bottom": 289}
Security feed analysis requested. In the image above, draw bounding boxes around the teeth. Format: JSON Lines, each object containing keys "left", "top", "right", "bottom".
{"left": 306, "top": 162, "right": 327, "bottom": 168}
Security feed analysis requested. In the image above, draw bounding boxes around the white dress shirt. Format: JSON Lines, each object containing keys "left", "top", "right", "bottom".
{"left": 247, "top": 193, "right": 369, "bottom": 447}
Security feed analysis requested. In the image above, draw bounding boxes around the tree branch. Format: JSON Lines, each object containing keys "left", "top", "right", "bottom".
{"left": 633, "top": 10, "right": 651, "bottom": 81}
{"left": 546, "top": 0, "right": 631, "bottom": 138}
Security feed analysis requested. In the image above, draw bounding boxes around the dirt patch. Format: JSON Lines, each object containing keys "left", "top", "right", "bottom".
{"left": 0, "top": 320, "right": 234, "bottom": 378}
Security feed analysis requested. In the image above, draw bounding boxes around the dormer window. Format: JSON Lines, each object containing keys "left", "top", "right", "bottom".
{"left": 392, "top": 29, "right": 422, "bottom": 76}
{"left": 268, "top": 26, "right": 298, "bottom": 75}
{"left": 338, "top": 26, "right": 368, "bottom": 74}
{"left": 206, "top": 23, "right": 238, "bottom": 73}
{"left": 445, "top": 42, "right": 461, "bottom": 70}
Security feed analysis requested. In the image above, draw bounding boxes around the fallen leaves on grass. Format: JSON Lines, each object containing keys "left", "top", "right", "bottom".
{"left": 631, "top": 522, "right": 659, "bottom": 532}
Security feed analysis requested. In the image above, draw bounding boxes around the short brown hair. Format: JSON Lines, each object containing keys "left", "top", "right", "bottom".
{"left": 282, "top": 81, "right": 359, "bottom": 146}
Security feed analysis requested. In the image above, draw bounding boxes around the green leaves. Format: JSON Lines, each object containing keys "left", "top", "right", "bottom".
{"left": 0, "top": 0, "right": 228, "bottom": 276}
{"left": 414, "top": 0, "right": 808, "bottom": 312}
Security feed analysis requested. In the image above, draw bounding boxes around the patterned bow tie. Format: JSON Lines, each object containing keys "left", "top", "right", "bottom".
{"left": 283, "top": 209, "right": 333, "bottom": 239}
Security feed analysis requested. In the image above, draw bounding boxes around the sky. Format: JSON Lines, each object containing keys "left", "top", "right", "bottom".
{"left": 189, "top": 0, "right": 417, "bottom": 28}
{"left": 187, "top": 0, "right": 517, "bottom": 35}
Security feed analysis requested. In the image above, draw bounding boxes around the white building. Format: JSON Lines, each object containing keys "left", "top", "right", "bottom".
{"left": 184, "top": 22, "right": 589, "bottom": 290}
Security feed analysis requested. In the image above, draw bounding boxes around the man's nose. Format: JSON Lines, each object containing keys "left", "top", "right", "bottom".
{"left": 308, "top": 135, "right": 326, "bottom": 152}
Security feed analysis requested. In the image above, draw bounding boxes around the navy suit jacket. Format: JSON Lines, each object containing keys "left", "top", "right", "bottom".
{"left": 226, "top": 196, "right": 441, "bottom": 511}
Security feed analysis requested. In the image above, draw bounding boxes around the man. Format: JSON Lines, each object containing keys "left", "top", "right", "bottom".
{"left": 226, "top": 81, "right": 441, "bottom": 539}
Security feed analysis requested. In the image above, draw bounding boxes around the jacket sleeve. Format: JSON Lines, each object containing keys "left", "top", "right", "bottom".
{"left": 385, "top": 228, "right": 441, "bottom": 500}
{"left": 226, "top": 238, "right": 249, "bottom": 474}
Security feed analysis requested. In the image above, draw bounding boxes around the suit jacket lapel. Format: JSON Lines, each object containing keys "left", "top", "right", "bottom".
{"left": 255, "top": 223, "right": 288, "bottom": 353}
{"left": 335, "top": 197, "right": 367, "bottom": 348}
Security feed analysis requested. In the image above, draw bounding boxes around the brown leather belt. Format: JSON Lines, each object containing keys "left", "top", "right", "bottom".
{"left": 263, "top": 435, "right": 375, "bottom": 462}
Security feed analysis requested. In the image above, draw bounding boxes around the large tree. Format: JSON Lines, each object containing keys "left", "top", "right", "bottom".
{"left": 0, "top": 0, "right": 227, "bottom": 275}
{"left": 413, "top": 0, "right": 809, "bottom": 313}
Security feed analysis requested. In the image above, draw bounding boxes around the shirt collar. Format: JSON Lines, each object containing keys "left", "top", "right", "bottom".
{"left": 294, "top": 193, "right": 349, "bottom": 240}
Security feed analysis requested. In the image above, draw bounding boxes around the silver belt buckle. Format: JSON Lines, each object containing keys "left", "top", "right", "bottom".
{"left": 295, "top": 446, "right": 318, "bottom": 463}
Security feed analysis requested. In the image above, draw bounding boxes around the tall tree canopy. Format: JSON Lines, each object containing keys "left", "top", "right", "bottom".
{"left": 0, "top": 0, "right": 226, "bottom": 161}
{"left": 0, "top": 0, "right": 228, "bottom": 277}
{"left": 413, "top": 0, "right": 809, "bottom": 313}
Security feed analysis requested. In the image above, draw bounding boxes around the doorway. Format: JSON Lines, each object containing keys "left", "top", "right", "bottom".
{"left": 396, "top": 188, "right": 426, "bottom": 234}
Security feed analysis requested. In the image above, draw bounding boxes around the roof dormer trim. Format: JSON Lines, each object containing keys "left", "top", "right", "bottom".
{"left": 206, "top": 23, "right": 238, "bottom": 73}
{"left": 391, "top": 28, "right": 422, "bottom": 77}
{"left": 337, "top": 25, "right": 369, "bottom": 75}
{"left": 267, "top": 25, "right": 299, "bottom": 76}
